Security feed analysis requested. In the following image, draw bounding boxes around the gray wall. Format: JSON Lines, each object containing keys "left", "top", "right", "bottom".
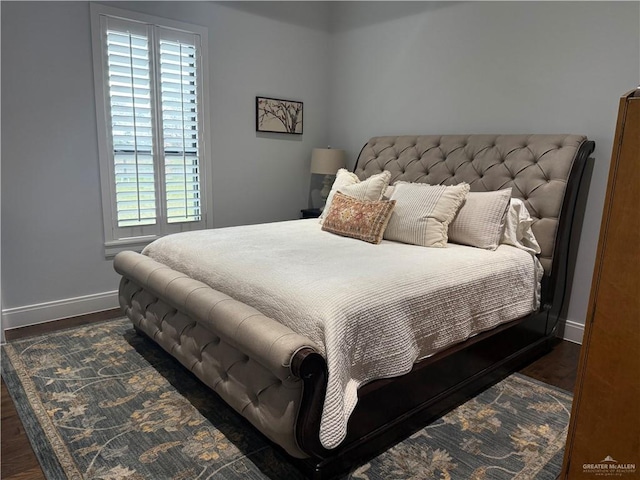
{"left": 1, "top": 1, "right": 331, "bottom": 327}
{"left": 327, "top": 1, "right": 639, "bottom": 341}
{"left": 2, "top": 1, "right": 638, "bottom": 341}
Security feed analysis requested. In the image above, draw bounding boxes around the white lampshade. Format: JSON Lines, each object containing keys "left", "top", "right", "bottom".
{"left": 310, "top": 148, "right": 346, "bottom": 175}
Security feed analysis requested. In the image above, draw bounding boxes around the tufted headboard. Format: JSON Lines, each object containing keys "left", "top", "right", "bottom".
{"left": 354, "top": 135, "right": 594, "bottom": 281}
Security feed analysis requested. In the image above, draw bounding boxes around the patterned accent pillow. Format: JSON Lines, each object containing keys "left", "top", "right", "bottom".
{"left": 320, "top": 169, "right": 391, "bottom": 222}
{"left": 448, "top": 188, "right": 512, "bottom": 250}
{"left": 384, "top": 182, "right": 470, "bottom": 247}
{"left": 321, "top": 192, "right": 396, "bottom": 244}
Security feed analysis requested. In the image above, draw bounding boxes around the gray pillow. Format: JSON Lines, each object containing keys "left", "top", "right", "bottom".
{"left": 448, "top": 188, "right": 512, "bottom": 250}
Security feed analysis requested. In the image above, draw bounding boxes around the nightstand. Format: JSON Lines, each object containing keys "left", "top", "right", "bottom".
{"left": 300, "top": 208, "right": 322, "bottom": 219}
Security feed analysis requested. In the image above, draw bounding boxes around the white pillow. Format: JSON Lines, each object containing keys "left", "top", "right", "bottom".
{"left": 500, "top": 198, "right": 541, "bottom": 254}
{"left": 320, "top": 169, "right": 391, "bottom": 222}
{"left": 384, "top": 182, "right": 470, "bottom": 247}
{"left": 448, "top": 188, "right": 512, "bottom": 250}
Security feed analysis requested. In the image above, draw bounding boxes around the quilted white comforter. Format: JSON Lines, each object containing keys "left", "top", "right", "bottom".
{"left": 143, "top": 219, "right": 543, "bottom": 449}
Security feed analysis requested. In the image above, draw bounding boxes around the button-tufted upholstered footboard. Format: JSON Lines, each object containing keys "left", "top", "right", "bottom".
{"left": 114, "top": 250, "right": 320, "bottom": 459}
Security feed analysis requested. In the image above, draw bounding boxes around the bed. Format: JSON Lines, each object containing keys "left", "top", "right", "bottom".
{"left": 114, "top": 134, "right": 594, "bottom": 479}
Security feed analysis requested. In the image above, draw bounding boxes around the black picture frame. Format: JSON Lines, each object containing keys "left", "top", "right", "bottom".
{"left": 256, "top": 96, "right": 303, "bottom": 135}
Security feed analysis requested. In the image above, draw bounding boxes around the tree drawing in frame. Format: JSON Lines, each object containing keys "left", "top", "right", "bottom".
{"left": 256, "top": 96, "right": 303, "bottom": 134}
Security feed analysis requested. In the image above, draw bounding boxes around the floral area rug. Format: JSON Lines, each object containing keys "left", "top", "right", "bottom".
{"left": 1, "top": 318, "right": 571, "bottom": 479}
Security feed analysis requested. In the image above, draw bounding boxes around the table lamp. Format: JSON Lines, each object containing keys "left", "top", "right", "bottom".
{"left": 310, "top": 147, "right": 346, "bottom": 208}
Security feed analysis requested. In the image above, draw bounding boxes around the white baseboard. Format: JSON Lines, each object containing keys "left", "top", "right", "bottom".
{"left": 1, "top": 290, "right": 119, "bottom": 336}
{"left": 560, "top": 319, "right": 585, "bottom": 344}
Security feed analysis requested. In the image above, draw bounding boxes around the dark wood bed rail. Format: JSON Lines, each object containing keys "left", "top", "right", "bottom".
{"left": 545, "top": 140, "right": 595, "bottom": 326}
{"left": 291, "top": 348, "right": 328, "bottom": 459}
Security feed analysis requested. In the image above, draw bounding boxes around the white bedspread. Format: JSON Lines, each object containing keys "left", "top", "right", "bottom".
{"left": 143, "top": 219, "right": 543, "bottom": 449}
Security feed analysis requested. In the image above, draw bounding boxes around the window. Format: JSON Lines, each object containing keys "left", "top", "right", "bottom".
{"left": 91, "top": 5, "right": 211, "bottom": 256}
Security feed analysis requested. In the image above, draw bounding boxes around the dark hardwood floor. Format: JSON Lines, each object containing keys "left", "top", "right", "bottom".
{"left": 519, "top": 339, "right": 582, "bottom": 393}
{"left": 1, "top": 379, "right": 46, "bottom": 480}
{"left": 0, "top": 315, "right": 581, "bottom": 480}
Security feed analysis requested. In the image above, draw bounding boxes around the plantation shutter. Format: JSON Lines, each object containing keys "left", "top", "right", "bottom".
{"left": 102, "top": 18, "right": 204, "bottom": 232}
{"left": 105, "top": 20, "right": 157, "bottom": 228}
{"left": 94, "top": 6, "right": 209, "bottom": 252}
{"left": 158, "top": 29, "right": 202, "bottom": 224}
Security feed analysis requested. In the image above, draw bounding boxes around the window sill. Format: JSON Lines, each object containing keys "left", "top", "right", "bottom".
{"left": 104, "top": 236, "right": 159, "bottom": 259}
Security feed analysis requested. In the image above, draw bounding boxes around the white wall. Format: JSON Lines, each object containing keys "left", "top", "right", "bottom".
{"left": 0, "top": 1, "right": 331, "bottom": 332}
{"left": 327, "top": 1, "right": 639, "bottom": 343}
{"left": 2, "top": 1, "right": 638, "bottom": 342}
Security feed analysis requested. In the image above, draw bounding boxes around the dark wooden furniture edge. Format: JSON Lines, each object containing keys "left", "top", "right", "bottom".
{"left": 558, "top": 86, "right": 640, "bottom": 480}
{"left": 545, "top": 140, "right": 595, "bottom": 328}
{"left": 291, "top": 139, "right": 595, "bottom": 479}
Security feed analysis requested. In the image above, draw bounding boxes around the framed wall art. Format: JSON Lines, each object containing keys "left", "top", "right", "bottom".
{"left": 256, "top": 96, "right": 303, "bottom": 134}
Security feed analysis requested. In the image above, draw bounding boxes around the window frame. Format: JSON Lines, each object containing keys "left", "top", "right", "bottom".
{"left": 90, "top": 4, "right": 212, "bottom": 257}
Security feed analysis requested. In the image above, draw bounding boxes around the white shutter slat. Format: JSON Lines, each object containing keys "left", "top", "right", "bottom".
{"left": 159, "top": 71, "right": 196, "bottom": 84}
{"left": 117, "top": 203, "right": 156, "bottom": 212}
{"left": 108, "top": 83, "right": 150, "bottom": 94}
{"left": 165, "top": 156, "right": 196, "bottom": 165}
{"left": 162, "top": 103, "right": 197, "bottom": 111}
{"left": 159, "top": 65, "right": 197, "bottom": 76}
{"left": 113, "top": 138, "right": 153, "bottom": 149}
{"left": 108, "top": 65, "right": 149, "bottom": 79}
{"left": 112, "top": 126, "right": 153, "bottom": 136}
{"left": 108, "top": 57, "right": 149, "bottom": 71}
{"left": 162, "top": 115, "right": 197, "bottom": 124}
{"left": 165, "top": 180, "right": 200, "bottom": 187}
{"left": 111, "top": 111, "right": 145, "bottom": 120}
{"left": 117, "top": 192, "right": 155, "bottom": 202}
{"left": 115, "top": 164, "right": 154, "bottom": 174}
{"left": 167, "top": 208, "right": 200, "bottom": 216}
{"left": 114, "top": 153, "right": 153, "bottom": 163}
{"left": 162, "top": 121, "right": 198, "bottom": 131}
{"left": 107, "top": 45, "right": 148, "bottom": 59}
{"left": 165, "top": 165, "right": 198, "bottom": 174}
{"left": 159, "top": 91, "right": 197, "bottom": 102}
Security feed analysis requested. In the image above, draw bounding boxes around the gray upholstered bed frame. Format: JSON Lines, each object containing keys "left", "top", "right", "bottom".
{"left": 115, "top": 134, "right": 595, "bottom": 479}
